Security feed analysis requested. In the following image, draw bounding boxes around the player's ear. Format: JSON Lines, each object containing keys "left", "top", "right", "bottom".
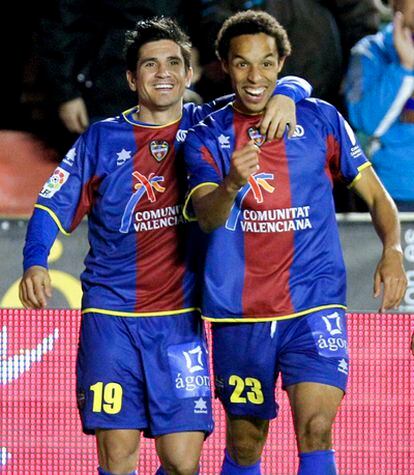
{"left": 126, "top": 70, "right": 137, "bottom": 92}
{"left": 221, "top": 60, "right": 229, "bottom": 74}
{"left": 277, "top": 56, "right": 286, "bottom": 73}
{"left": 185, "top": 66, "right": 194, "bottom": 88}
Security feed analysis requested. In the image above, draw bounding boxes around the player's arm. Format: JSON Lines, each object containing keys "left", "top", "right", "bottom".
{"left": 19, "top": 209, "right": 59, "bottom": 309}
{"left": 352, "top": 167, "right": 407, "bottom": 312}
{"left": 190, "top": 141, "right": 260, "bottom": 233}
{"left": 190, "top": 76, "right": 312, "bottom": 139}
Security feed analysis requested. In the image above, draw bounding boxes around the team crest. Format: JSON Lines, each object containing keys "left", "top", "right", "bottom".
{"left": 149, "top": 140, "right": 169, "bottom": 161}
{"left": 247, "top": 127, "right": 265, "bottom": 147}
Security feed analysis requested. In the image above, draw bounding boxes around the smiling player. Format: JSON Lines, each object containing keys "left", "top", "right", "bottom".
{"left": 19, "top": 16, "right": 311, "bottom": 475}
{"left": 184, "top": 11, "right": 407, "bottom": 475}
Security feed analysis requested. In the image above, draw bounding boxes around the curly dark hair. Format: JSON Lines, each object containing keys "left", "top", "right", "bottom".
{"left": 125, "top": 16, "right": 192, "bottom": 71}
{"left": 215, "top": 10, "right": 291, "bottom": 62}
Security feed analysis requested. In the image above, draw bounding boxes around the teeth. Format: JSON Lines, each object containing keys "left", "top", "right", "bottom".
{"left": 154, "top": 84, "right": 173, "bottom": 89}
{"left": 245, "top": 88, "right": 265, "bottom": 96}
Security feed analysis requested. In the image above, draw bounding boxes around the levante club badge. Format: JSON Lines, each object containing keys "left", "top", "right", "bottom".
{"left": 247, "top": 127, "right": 265, "bottom": 147}
{"left": 149, "top": 140, "right": 170, "bottom": 161}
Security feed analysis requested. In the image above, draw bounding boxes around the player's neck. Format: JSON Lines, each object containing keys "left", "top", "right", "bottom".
{"left": 135, "top": 102, "right": 183, "bottom": 126}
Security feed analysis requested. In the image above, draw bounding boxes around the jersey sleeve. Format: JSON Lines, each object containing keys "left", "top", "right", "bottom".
{"left": 35, "top": 132, "right": 97, "bottom": 234}
{"left": 23, "top": 207, "right": 59, "bottom": 271}
{"left": 321, "top": 103, "right": 371, "bottom": 187}
{"left": 185, "top": 76, "right": 312, "bottom": 124}
{"left": 275, "top": 75, "right": 312, "bottom": 102}
{"left": 183, "top": 127, "right": 223, "bottom": 220}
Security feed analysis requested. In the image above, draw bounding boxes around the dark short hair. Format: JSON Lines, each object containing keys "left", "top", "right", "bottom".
{"left": 215, "top": 10, "right": 291, "bottom": 62}
{"left": 125, "top": 17, "right": 192, "bottom": 71}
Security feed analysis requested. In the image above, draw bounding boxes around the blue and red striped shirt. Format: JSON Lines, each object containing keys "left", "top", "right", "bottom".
{"left": 23, "top": 76, "right": 311, "bottom": 317}
{"left": 184, "top": 99, "right": 371, "bottom": 322}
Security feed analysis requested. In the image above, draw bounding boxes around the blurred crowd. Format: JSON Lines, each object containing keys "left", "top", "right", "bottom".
{"left": 1, "top": 0, "right": 413, "bottom": 211}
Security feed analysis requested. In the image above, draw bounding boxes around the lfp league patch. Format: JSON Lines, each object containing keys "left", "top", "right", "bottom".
{"left": 168, "top": 341, "right": 211, "bottom": 399}
{"left": 40, "top": 166, "right": 70, "bottom": 199}
{"left": 310, "top": 311, "right": 349, "bottom": 358}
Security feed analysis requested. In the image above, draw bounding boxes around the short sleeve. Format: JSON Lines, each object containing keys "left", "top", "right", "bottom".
{"left": 184, "top": 129, "right": 223, "bottom": 190}
{"left": 35, "top": 132, "right": 97, "bottom": 234}
{"left": 323, "top": 105, "right": 371, "bottom": 187}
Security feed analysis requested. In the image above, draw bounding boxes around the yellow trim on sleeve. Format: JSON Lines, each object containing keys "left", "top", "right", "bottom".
{"left": 34, "top": 204, "right": 71, "bottom": 236}
{"left": 183, "top": 182, "right": 220, "bottom": 222}
{"left": 82, "top": 307, "right": 200, "bottom": 317}
{"left": 201, "top": 304, "right": 347, "bottom": 323}
{"left": 348, "top": 161, "right": 372, "bottom": 189}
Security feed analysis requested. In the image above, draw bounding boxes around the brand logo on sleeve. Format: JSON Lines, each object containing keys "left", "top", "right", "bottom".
{"left": 62, "top": 148, "right": 76, "bottom": 166}
{"left": 247, "top": 127, "right": 265, "bottom": 147}
{"left": 149, "top": 140, "right": 169, "bottom": 161}
{"left": 39, "top": 167, "right": 70, "bottom": 199}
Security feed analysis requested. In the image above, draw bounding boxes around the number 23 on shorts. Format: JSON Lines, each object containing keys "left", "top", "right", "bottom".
{"left": 229, "top": 375, "right": 264, "bottom": 404}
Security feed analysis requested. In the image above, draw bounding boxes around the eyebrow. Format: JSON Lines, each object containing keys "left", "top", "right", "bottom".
{"left": 232, "top": 53, "right": 276, "bottom": 61}
{"left": 140, "top": 55, "right": 183, "bottom": 64}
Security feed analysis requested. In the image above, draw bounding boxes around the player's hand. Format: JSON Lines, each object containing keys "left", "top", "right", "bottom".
{"left": 373, "top": 248, "right": 407, "bottom": 313}
{"left": 19, "top": 266, "right": 52, "bottom": 309}
{"left": 224, "top": 141, "right": 260, "bottom": 193}
{"left": 260, "top": 94, "right": 296, "bottom": 140}
{"left": 393, "top": 11, "right": 414, "bottom": 70}
{"left": 59, "top": 97, "right": 89, "bottom": 134}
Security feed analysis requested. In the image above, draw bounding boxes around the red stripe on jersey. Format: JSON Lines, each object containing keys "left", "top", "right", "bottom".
{"left": 325, "top": 134, "right": 341, "bottom": 185}
{"left": 131, "top": 124, "right": 186, "bottom": 312}
{"left": 70, "top": 175, "right": 102, "bottom": 231}
{"left": 201, "top": 145, "right": 222, "bottom": 178}
{"left": 233, "top": 113, "right": 294, "bottom": 317}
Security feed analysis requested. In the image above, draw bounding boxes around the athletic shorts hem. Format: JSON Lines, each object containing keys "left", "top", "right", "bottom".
{"left": 146, "top": 424, "right": 214, "bottom": 439}
{"left": 282, "top": 377, "right": 347, "bottom": 393}
{"left": 81, "top": 423, "right": 147, "bottom": 435}
{"left": 217, "top": 402, "right": 277, "bottom": 421}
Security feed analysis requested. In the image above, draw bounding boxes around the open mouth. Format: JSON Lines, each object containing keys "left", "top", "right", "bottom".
{"left": 243, "top": 87, "right": 267, "bottom": 102}
{"left": 154, "top": 84, "right": 174, "bottom": 90}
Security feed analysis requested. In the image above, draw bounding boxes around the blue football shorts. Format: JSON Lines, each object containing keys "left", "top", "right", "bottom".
{"left": 76, "top": 311, "right": 214, "bottom": 437}
{"left": 212, "top": 308, "right": 349, "bottom": 420}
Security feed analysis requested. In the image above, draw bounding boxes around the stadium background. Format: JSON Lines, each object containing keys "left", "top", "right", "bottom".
{"left": 1, "top": 215, "right": 413, "bottom": 474}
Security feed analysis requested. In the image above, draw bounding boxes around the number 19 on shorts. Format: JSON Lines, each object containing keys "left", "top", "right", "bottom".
{"left": 90, "top": 382, "right": 123, "bottom": 414}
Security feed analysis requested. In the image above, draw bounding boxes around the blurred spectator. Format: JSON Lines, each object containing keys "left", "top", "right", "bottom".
{"left": 194, "top": 0, "right": 380, "bottom": 109}
{"left": 345, "top": 0, "right": 414, "bottom": 211}
{"left": 38, "top": 0, "right": 198, "bottom": 134}
{"left": 0, "top": 1, "right": 39, "bottom": 131}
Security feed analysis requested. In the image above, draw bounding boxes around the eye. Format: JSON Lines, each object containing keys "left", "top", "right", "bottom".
{"left": 236, "top": 61, "right": 248, "bottom": 69}
{"left": 263, "top": 61, "right": 275, "bottom": 68}
{"left": 144, "top": 61, "right": 156, "bottom": 69}
{"left": 170, "top": 59, "right": 180, "bottom": 66}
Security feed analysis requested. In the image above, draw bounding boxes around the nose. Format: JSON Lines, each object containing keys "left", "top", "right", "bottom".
{"left": 247, "top": 65, "right": 261, "bottom": 83}
{"left": 156, "top": 62, "right": 171, "bottom": 77}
